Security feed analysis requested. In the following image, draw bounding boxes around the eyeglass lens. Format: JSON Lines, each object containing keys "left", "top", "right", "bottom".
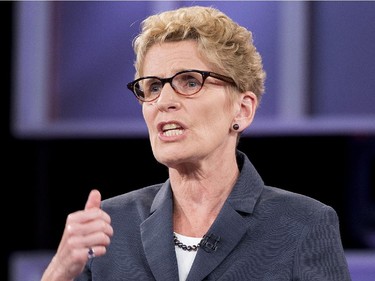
{"left": 134, "top": 71, "right": 204, "bottom": 101}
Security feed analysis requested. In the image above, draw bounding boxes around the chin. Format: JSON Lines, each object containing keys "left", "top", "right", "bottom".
{"left": 154, "top": 149, "right": 188, "bottom": 167}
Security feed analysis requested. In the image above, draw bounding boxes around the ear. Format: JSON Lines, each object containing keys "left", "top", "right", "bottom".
{"left": 233, "top": 91, "right": 258, "bottom": 131}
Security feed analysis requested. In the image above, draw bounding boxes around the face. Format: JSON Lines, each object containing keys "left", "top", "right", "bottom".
{"left": 141, "top": 40, "right": 240, "bottom": 169}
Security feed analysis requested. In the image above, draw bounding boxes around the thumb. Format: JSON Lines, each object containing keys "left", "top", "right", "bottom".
{"left": 84, "top": 189, "right": 102, "bottom": 210}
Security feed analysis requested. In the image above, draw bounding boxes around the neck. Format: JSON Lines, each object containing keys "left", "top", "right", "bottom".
{"left": 170, "top": 155, "right": 239, "bottom": 237}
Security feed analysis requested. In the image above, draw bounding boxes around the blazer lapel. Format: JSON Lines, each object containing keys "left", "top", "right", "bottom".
{"left": 186, "top": 150, "right": 264, "bottom": 281}
{"left": 140, "top": 181, "right": 180, "bottom": 281}
{"left": 186, "top": 203, "right": 249, "bottom": 281}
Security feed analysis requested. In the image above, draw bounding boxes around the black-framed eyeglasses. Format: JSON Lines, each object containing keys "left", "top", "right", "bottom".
{"left": 127, "top": 69, "right": 236, "bottom": 103}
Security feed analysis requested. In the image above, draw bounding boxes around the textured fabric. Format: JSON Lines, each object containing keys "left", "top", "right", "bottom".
{"left": 75, "top": 150, "right": 351, "bottom": 281}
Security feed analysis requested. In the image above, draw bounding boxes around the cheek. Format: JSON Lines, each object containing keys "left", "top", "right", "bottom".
{"left": 202, "top": 104, "right": 231, "bottom": 133}
{"left": 208, "top": 97, "right": 235, "bottom": 122}
{"left": 142, "top": 106, "right": 155, "bottom": 131}
{"left": 142, "top": 104, "right": 152, "bottom": 120}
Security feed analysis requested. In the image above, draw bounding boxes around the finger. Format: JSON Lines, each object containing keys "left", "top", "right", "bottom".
{"left": 84, "top": 189, "right": 101, "bottom": 210}
{"left": 84, "top": 245, "right": 109, "bottom": 261}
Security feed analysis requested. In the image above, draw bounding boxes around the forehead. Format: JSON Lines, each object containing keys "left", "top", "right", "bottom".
{"left": 142, "top": 41, "right": 212, "bottom": 76}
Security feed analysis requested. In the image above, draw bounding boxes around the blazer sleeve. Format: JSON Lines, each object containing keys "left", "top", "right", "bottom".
{"left": 293, "top": 205, "right": 352, "bottom": 280}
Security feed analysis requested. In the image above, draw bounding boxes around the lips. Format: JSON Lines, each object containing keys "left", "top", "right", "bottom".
{"left": 161, "top": 123, "right": 184, "bottom": 136}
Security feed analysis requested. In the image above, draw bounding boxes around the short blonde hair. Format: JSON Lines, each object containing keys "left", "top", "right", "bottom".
{"left": 132, "top": 5, "right": 266, "bottom": 103}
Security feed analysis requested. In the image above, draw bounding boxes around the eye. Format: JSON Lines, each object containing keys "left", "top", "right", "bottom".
{"left": 176, "top": 73, "right": 202, "bottom": 90}
{"left": 149, "top": 82, "right": 162, "bottom": 93}
{"left": 187, "top": 79, "right": 199, "bottom": 88}
{"left": 144, "top": 79, "right": 162, "bottom": 95}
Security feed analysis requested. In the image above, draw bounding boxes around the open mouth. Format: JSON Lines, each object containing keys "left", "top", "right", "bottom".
{"left": 162, "top": 123, "right": 184, "bottom": 136}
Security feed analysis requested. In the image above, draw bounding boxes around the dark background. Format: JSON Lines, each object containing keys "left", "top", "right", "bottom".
{"left": 2, "top": 2, "right": 375, "bottom": 281}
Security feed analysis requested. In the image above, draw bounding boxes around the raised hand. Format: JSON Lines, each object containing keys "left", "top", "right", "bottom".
{"left": 41, "top": 189, "right": 113, "bottom": 281}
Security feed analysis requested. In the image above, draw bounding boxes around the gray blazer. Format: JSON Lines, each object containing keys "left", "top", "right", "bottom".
{"left": 76, "top": 150, "right": 351, "bottom": 280}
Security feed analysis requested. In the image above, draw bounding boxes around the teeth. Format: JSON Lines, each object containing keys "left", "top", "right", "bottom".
{"left": 162, "top": 123, "right": 183, "bottom": 136}
{"left": 163, "top": 129, "right": 183, "bottom": 136}
{"left": 162, "top": 123, "right": 180, "bottom": 130}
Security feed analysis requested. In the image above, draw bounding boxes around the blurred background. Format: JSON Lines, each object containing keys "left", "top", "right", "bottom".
{"left": 2, "top": 1, "right": 375, "bottom": 280}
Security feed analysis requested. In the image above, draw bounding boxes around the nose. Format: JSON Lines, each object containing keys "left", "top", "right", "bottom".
{"left": 158, "top": 81, "right": 177, "bottom": 100}
{"left": 155, "top": 82, "right": 180, "bottom": 110}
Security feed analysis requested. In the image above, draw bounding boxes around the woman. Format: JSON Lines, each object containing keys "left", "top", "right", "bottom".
{"left": 41, "top": 6, "right": 351, "bottom": 281}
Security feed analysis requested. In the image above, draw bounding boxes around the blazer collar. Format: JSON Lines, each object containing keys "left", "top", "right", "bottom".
{"left": 226, "top": 150, "right": 264, "bottom": 214}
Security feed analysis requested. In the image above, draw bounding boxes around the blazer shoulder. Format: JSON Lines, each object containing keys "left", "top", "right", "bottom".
{"left": 101, "top": 183, "right": 163, "bottom": 211}
{"left": 261, "top": 185, "right": 339, "bottom": 224}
